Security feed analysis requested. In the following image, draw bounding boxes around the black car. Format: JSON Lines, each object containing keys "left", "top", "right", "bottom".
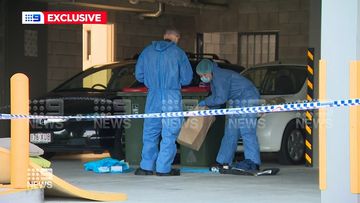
{"left": 29, "top": 54, "right": 245, "bottom": 159}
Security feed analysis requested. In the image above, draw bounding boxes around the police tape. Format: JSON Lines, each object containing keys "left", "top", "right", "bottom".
{"left": 0, "top": 98, "right": 359, "bottom": 120}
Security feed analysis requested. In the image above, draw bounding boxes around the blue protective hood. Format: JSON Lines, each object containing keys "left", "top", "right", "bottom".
{"left": 152, "top": 40, "right": 175, "bottom": 52}
{"left": 196, "top": 59, "right": 215, "bottom": 74}
{"left": 135, "top": 39, "right": 193, "bottom": 90}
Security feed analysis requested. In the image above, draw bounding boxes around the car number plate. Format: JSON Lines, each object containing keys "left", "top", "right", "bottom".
{"left": 30, "top": 133, "right": 52, "bottom": 144}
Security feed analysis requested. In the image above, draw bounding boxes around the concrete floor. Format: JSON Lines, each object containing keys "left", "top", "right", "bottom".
{"left": 44, "top": 154, "right": 320, "bottom": 203}
{"left": 0, "top": 188, "right": 44, "bottom": 203}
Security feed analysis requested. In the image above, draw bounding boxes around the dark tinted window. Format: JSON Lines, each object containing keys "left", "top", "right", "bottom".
{"left": 108, "top": 65, "right": 136, "bottom": 91}
{"left": 241, "top": 68, "right": 267, "bottom": 90}
{"left": 242, "top": 66, "right": 307, "bottom": 95}
{"left": 218, "top": 63, "right": 245, "bottom": 73}
{"left": 55, "top": 67, "right": 115, "bottom": 92}
{"left": 53, "top": 63, "right": 136, "bottom": 92}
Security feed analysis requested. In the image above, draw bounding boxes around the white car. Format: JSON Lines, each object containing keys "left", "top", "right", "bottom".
{"left": 239, "top": 64, "right": 308, "bottom": 165}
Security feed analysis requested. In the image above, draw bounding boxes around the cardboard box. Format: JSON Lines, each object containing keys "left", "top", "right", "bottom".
{"left": 177, "top": 107, "right": 216, "bottom": 151}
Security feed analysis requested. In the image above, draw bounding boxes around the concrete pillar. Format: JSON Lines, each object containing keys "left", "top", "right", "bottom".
{"left": 308, "top": 0, "right": 321, "bottom": 168}
{"left": 321, "top": 0, "right": 360, "bottom": 202}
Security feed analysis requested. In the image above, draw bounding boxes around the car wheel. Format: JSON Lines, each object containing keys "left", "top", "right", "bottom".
{"left": 109, "top": 129, "right": 125, "bottom": 160}
{"left": 278, "top": 120, "right": 305, "bottom": 165}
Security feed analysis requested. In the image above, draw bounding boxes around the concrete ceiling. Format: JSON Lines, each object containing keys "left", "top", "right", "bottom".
{"left": 40, "top": 0, "right": 229, "bottom": 17}
{"left": 45, "top": 0, "right": 228, "bottom": 11}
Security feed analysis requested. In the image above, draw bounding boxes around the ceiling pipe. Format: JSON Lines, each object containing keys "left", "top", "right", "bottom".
{"left": 129, "top": 0, "right": 157, "bottom": 4}
{"left": 156, "top": 0, "right": 227, "bottom": 10}
{"left": 47, "top": 0, "right": 225, "bottom": 17}
{"left": 193, "top": 0, "right": 228, "bottom": 7}
{"left": 140, "top": 2, "right": 164, "bottom": 18}
{"left": 128, "top": 0, "right": 227, "bottom": 10}
{"left": 128, "top": 0, "right": 140, "bottom": 4}
{"left": 54, "top": 1, "right": 157, "bottom": 14}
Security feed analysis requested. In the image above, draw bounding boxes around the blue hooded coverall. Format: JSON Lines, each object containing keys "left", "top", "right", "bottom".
{"left": 203, "top": 64, "right": 261, "bottom": 165}
{"left": 135, "top": 40, "right": 193, "bottom": 173}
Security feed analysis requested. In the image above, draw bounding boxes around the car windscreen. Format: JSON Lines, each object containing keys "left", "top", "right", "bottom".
{"left": 242, "top": 66, "right": 307, "bottom": 95}
{"left": 54, "top": 64, "right": 135, "bottom": 92}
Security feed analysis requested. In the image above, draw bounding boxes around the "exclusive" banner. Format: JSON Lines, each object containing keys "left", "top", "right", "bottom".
{"left": 22, "top": 11, "right": 107, "bottom": 24}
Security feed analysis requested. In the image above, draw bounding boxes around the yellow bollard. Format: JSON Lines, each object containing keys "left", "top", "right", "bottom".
{"left": 10, "top": 73, "right": 29, "bottom": 189}
{"left": 319, "top": 60, "right": 327, "bottom": 191}
{"left": 349, "top": 61, "right": 360, "bottom": 194}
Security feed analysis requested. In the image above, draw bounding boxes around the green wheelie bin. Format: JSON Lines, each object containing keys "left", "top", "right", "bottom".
{"left": 117, "top": 87, "right": 224, "bottom": 167}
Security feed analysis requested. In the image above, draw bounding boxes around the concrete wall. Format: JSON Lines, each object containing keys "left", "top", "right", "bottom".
{"left": 114, "top": 12, "right": 195, "bottom": 60}
{"left": 46, "top": 0, "right": 312, "bottom": 88}
{"left": 203, "top": 32, "right": 238, "bottom": 64}
{"left": 196, "top": 0, "right": 310, "bottom": 64}
{"left": 0, "top": 0, "right": 48, "bottom": 137}
{"left": 321, "top": 1, "right": 359, "bottom": 202}
{"left": 47, "top": 24, "right": 82, "bottom": 90}
{"left": 47, "top": 8, "right": 196, "bottom": 91}
{"left": 308, "top": 0, "right": 321, "bottom": 168}
{"left": 0, "top": 0, "right": 7, "bottom": 138}
{"left": 0, "top": 0, "right": 5, "bottom": 108}
{"left": 5, "top": 1, "right": 48, "bottom": 98}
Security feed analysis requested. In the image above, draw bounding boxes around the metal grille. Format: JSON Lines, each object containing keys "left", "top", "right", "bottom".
{"left": 239, "top": 32, "right": 279, "bottom": 68}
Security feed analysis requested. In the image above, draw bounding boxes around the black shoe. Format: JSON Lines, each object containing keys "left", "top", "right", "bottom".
{"left": 156, "top": 168, "right": 180, "bottom": 176}
{"left": 209, "top": 162, "right": 229, "bottom": 172}
{"left": 134, "top": 168, "right": 153, "bottom": 175}
{"left": 234, "top": 159, "right": 260, "bottom": 171}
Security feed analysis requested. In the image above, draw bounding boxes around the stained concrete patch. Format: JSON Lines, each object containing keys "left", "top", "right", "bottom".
{"left": 45, "top": 158, "right": 320, "bottom": 203}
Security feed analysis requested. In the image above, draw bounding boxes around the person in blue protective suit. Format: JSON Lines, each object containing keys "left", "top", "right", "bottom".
{"left": 196, "top": 59, "right": 261, "bottom": 171}
{"left": 134, "top": 29, "right": 193, "bottom": 176}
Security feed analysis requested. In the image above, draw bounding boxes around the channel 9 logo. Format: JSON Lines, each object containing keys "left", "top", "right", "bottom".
{"left": 22, "top": 11, "right": 107, "bottom": 24}
{"left": 22, "top": 12, "right": 45, "bottom": 24}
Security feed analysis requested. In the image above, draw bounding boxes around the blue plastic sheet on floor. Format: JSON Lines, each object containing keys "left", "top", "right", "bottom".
{"left": 84, "top": 158, "right": 131, "bottom": 173}
{"left": 180, "top": 167, "right": 213, "bottom": 173}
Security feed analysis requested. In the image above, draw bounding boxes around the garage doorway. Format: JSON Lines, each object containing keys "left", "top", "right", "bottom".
{"left": 82, "top": 24, "right": 115, "bottom": 87}
{"left": 82, "top": 24, "right": 115, "bottom": 70}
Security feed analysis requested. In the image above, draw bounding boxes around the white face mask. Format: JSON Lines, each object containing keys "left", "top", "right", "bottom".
{"left": 200, "top": 76, "right": 211, "bottom": 83}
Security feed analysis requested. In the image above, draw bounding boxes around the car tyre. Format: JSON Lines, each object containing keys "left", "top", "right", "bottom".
{"left": 109, "top": 129, "right": 125, "bottom": 160}
{"left": 278, "top": 120, "right": 305, "bottom": 165}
